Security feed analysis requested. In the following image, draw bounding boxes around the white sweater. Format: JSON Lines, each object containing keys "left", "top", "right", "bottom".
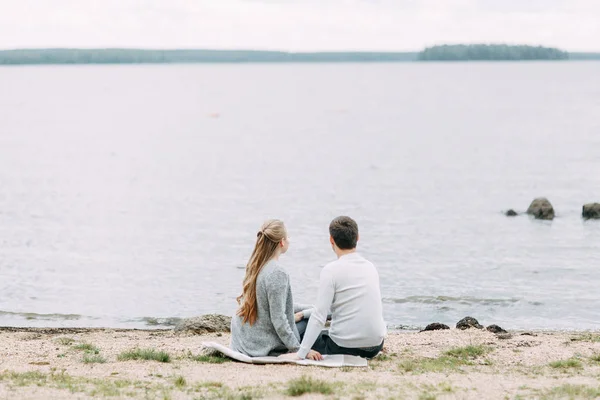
{"left": 298, "top": 252, "right": 386, "bottom": 359}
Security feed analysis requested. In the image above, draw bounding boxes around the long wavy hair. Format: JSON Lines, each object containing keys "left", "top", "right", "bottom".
{"left": 236, "top": 219, "right": 287, "bottom": 325}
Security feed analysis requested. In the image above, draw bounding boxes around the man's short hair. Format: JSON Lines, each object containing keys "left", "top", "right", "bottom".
{"left": 329, "top": 216, "right": 359, "bottom": 250}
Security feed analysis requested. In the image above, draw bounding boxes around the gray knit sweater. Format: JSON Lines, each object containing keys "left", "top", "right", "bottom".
{"left": 230, "top": 261, "right": 310, "bottom": 357}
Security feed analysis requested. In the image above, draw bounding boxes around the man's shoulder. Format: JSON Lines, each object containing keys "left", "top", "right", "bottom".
{"left": 324, "top": 254, "right": 377, "bottom": 274}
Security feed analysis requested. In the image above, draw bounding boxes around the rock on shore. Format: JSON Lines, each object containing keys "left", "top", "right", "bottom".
{"left": 526, "top": 198, "right": 555, "bottom": 220}
{"left": 582, "top": 203, "right": 600, "bottom": 219}
{"left": 174, "top": 314, "right": 231, "bottom": 334}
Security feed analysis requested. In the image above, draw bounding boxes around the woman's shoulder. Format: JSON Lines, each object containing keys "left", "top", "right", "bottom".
{"left": 259, "top": 261, "right": 289, "bottom": 283}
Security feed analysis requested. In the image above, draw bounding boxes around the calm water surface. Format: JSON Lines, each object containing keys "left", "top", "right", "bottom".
{"left": 0, "top": 63, "right": 599, "bottom": 330}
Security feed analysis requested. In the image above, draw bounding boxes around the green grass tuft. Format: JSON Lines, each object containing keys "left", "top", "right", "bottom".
{"left": 443, "top": 345, "right": 488, "bottom": 359}
{"left": 540, "top": 384, "right": 600, "bottom": 399}
{"left": 398, "top": 345, "right": 491, "bottom": 374}
{"left": 189, "top": 354, "right": 230, "bottom": 364}
{"left": 570, "top": 334, "right": 600, "bottom": 343}
{"left": 73, "top": 343, "right": 99, "bottom": 354}
{"left": 117, "top": 348, "right": 171, "bottom": 363}
{"left": 590, "top": 354, "right": 600, "bottom": 363}
{"left": 286, "top": 376, "right": 334, "bottom": 397}
{"left": 549, "top": 358, "right": 583, "bottom": 369}
{"left": 55, "top": 337, "right": 75, "bottom": 346}
{"left": 174, "top": 375, "right": 186, "bottom": 388}
{"left": 83, "top": 354, "right": 106, "bottom": 364}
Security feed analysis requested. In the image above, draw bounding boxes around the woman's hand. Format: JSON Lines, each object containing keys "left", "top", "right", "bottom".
{"left": 306, "top": 350, "right": 323, "bottom": 361}
{"left": 294, "top": 312, "right": 304, "bottom": 322}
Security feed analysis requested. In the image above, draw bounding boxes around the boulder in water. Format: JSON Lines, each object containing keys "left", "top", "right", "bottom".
{"left": 174, "top": 314, "right": 231, "bottom": 334}
{"left": 420, "top": 323, "right": 450, "bottom": 332}
{"left": 486, "top": 324, "right": 507, "bottom": 334}
{"left": 526, "top": 198, "right": 555, "bottom": 220}
{"left": 505, "top": 209, "right": 518, "bottom": 217}
{"left": 456, "top": 316, "right": 483, "bottom": 330}
{"left": 582, "top": 203, "right": 600, "bottom": 220}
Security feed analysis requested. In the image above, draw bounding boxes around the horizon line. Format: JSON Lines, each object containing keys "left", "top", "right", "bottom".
{"left": 1, "top": 46, "right": 599, "bottom": 54}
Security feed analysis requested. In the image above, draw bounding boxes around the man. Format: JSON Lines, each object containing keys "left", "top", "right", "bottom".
{"left": 282, "top": 216, "right": 386, "bottom": 360}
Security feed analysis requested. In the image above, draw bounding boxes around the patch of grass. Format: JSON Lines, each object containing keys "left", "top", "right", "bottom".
{"left": 417, "top": 382, "right": 454, "bottom": 399}
{"left": 590, "top": 354, "right": 600, "bottom": 363}
{"left": 55, "top": 337, "right": 75, "bottom": 346}
{"left": 438, "top": 382, "right": 454, "bottom": 393}
{"left": 117, "top": 348, "right": 171, "bottom": 363}
{"left": 538, "top": 384, "right": 600, "bottom": 399}
{"left": 0, "top": 369, "right": 183, "bottom": 398}
{"left": 398, "top": 356, "right": 467, "bottom": 374}
{"left": 194, "top": 381, "right": 224, "bottom": 389}
{"left": 286, "top": 376, "right": 334, "bottom": 397}
{"left": 174, "top": 376, "right": 186, "bottom": 389}
{"left": 443, "top": 345, "right": 489, "bottom": 359}
{"left": 73, "top": 343, "right": 99, "bottom": 354}
{"left": 375, "top": 353, "right": 396, "bottom": 361}
{"left": 570, "top": 334, "right": 600, "bottom": 343}
{"left": 190, "top": 382, "right": 263, "bottom": 400}
{"left": 189, "top": 354, "right": 230, "bottom": 364}
{"left": 83, "top": 354, "right": 106, "bottom": 364}
{"left": 398, "top": 346, "right": 491, "bottom": 374}
{"left": 548, "top": 358, "right": 583, "bottom": 370}
{"left": 0, "top": 371, "right": 47, "bottom": 387}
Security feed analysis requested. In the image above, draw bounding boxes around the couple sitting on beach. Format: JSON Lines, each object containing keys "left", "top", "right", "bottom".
{"left": 230, "top": 216, "right": 386, "bottom": 361}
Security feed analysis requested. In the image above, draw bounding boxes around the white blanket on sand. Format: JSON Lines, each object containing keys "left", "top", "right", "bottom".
{"left": 201, "top": 342, "right": 368, "bottom": 368}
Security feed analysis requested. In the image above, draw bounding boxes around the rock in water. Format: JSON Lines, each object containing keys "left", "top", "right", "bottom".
{"left": 420, "top": 323, "right": 450, "bottom": 332}
{"left": 486, "top": 324, "right": 507, "bottom": 334}
{"left": 582, "top": 203, "right": 600, "bottom": 220}
{"left": 456, "top": 316, "right": 483, "bottom": 330}
{"left": 174, "top": 314, "right": 231, "bottom": 334}
{"left": 505, "top": 209, "right": 518, "bottom": 217}
{"left": 526, "top": 198, "right": 555, "bottom": 220}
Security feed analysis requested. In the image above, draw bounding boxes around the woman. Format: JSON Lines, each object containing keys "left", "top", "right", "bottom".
{"left": 230, "top": 219, "right": 320, "bottom": 359}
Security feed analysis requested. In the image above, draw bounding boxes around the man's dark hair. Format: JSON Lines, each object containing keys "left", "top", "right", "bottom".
{"left": 329, "top": 216, "right": 359, "bottom": 250}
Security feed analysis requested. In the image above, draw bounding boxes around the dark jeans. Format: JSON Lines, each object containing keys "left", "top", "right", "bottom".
{"left": 295, "top": 314, "right": 331, "bottom": 341}
{"left": 295, "top": 319, "right": 383, "bottom": 359}
{"left": 296, "top": 319, "right": 308, "bottom": 341}
{"left": 312, "top": 333, "right": 383, "bottom": 359}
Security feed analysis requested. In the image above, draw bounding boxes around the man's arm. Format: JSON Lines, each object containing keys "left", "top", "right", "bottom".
{"left": 297, "top": 268, "right": 335, "bottom": 359}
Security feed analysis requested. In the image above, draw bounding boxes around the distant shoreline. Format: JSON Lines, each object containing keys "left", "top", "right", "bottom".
{"left": 1, "top": 46, "right": 599, "bottom": 65}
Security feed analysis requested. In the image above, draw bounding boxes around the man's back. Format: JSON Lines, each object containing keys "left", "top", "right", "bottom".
{"left": 324, "top": 253, "right": 386, "bottom": 347}
{"left": 296, "top": 216, "right": 386, "bottom": 360}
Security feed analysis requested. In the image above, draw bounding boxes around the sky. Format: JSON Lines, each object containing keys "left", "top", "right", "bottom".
{"left": 0, "top": 0, "right": 598, "bottom": 51}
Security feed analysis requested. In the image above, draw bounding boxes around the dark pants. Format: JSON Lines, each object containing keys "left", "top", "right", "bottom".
{"left": 311, "top": 333, "right": 383, "bottom": 358}
{"left": 295, "top": 319, "right": 383, "bottom": 359}
{"left": 296, "top": 319, "right": 308, "bottom": 341}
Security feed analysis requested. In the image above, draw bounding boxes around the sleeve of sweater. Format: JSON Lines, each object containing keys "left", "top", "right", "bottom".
{"left": 297, "top": 267, "right": 335, "bottom": 359}
{"left": 294, "top": 303, "right": 315, "bottom": 319}
{"left": 266, "top": 269, "right": 301, "bottom": 351}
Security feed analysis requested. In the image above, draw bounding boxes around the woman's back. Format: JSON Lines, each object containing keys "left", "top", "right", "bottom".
{"left": 230, "top": 260, "right": 300, "bottom": 357}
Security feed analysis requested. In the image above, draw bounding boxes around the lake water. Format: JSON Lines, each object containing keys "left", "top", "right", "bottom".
{"left": 1, "top": 63, "right": 599, "bottom": 331}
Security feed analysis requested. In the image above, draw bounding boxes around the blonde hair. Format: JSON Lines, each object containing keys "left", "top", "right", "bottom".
{"left": 236, "top": 219, "right": 287, "bottom": 325}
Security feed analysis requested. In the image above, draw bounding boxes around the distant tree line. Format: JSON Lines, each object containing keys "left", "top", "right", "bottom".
{"left": 0, "top": 47, "right": 598, "bottom": 65}
{"left": 0, "top": 49, "right": 417, "bottom": 65}
{"left": 418, "top": 44, "right": 569, "bottom": 61}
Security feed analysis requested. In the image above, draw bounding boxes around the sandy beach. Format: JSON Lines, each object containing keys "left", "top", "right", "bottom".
{"left": 1, "top": 327, "right": 599, "bottom": 399}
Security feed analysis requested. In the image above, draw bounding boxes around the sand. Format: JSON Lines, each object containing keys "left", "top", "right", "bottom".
{"left": 1, "top": 327, "right": 599, "bottom": 399}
